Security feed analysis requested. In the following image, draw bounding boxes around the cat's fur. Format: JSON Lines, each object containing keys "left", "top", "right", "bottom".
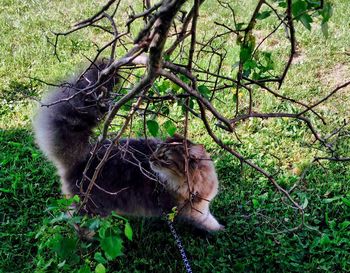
{"left": 33, "top": 61, "right": 222, "bottom": 231}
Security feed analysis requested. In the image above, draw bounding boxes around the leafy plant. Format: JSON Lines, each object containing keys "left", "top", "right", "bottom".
{"left": 35, "top": 196, "right": 132, "bottom": 272}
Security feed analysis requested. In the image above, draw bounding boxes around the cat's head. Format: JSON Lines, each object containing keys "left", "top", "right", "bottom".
{"left": 149, "top": 135, "right": 209, "bottom": 179}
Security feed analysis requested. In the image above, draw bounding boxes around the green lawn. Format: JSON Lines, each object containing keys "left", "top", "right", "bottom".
{"left": 1, "top": 0, "right": 350, "bottom": 272}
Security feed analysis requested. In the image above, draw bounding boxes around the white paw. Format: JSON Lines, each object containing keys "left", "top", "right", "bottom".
{"left": 201, "top": 213, "right": 223, "bottom": 232}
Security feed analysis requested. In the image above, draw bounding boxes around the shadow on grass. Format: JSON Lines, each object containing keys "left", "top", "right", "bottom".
{"left": 1, "top": 129, "right": 349, "bottom": 272}
{"left": 0, "top": 128, "right": 59, "bottom": 273}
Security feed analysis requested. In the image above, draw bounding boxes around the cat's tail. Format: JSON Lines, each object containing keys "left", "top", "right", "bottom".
{"left": 33, "top": 61, "right": 117, "bottom": 177}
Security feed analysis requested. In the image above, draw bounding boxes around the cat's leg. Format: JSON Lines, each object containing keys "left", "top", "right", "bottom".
{"left": 195, "top": 211, "right": 223, "bottom": 231}
{"left": 182, "top": 201, "right": 224, "bottom": 232}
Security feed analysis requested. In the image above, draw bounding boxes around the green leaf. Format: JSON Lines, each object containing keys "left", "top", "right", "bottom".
{"left": 124, "top": 222, "right": 133, "bottom": 241}
{"left": 261, "top": 52, "right": 274, "bottom": 71}
{"left": 320, "top": 2, "right": 333, "bottom": 23}
{"left": 278, "top": 1, "right": 287, "bottom": 8}
{"left": 51, "top": 235, "right": 78, "bottom": 260}
{"left": 100, "top": 234, "right": 123, "bottom": 260}
{"left": 252, "top": 199, "right": 259, "bottom": 208}
{"left": 319, "top": 234, "right": 331, "bottom": 246}
{"left": 146, "top": 120, "right": 159, "bottom": 137}
{"left": 301, "top": 197, "right": 308, "bottom": 209}
{"left": 339, "top": 220, "right": 350, "bottom": 231}
{"left": 299, "top": 14, "right": 313, "bottom": 31}
{"left": 341, "top": 197, "right": 350, "bottom": 207}
{"left": 321, "top": 22, "right": 329, "bottom": 38}
{"left": 240, "top": 34, "right": 255, "bottom": 63}
{"left": 167, "top": 207, "right": 178, "bottom": 222}
{"left": 78, "top": 265, "right": 92, "bottom": 273}
{"left": 94, "top": 252, "right": 107, "bottom": 264}
{"left": 157, "top": 80, "right": 169, "bottom": 94}
{"left": 256, "top": 10, "right": 272, "bottom": 20}
{"left": 232, "top": 94, "right": 237, "bottom": 103}
{"left": 235, "top": 22, "right": 245, "bottom": 31}
{"left": 98, "top": 220, "right": 111, "bottom": 238}
{"left": 292, "top": 0, "right": 307, "bottom": 18}
{"left": 198, "top": 85, "right": 211, "bottom": 99}
{"left": 160, "top": 105, "right": 170, "bottom": 115}
{"left": 95, "top": 263, "right": 106, "bottom": 273}
{"left": 170, "top": 81, "right": 181, "bottom": 92}
{"left": 72, "top": 194, "right": 80, "bottom": 203}
{"left": 179, "top": 74, "right": 190, "bottom": 84}
{"left": 240, "top": 45, "right": 253, "bottom": 63}
{"left": 88, "top": 218, "right": 101, "bottom": 231}
{"left": 163, "top": 120, "right": 177, "bottom": 137}
{"left": 181, "top": 98, "right": 194, "bottom": 113}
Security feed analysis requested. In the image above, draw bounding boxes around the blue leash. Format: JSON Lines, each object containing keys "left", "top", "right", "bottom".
{"left": 167, "top": 219, "right": 193, "bottom": 273}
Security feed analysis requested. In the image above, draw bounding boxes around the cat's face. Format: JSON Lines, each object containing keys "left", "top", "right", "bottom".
{"left": 149, "top": 137, "right": 207, "bottom": 179}
{"left": 149, "top": 142, "right": 185, "bottom": 178}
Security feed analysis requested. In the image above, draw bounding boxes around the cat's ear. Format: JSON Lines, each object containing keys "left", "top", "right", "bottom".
{"left": 189, "top": 144, "right": 205, "bottom": 158}
{"left": 172, "top": 133, "right": 184, "bottom": 140}
{"left": 165, "top": 134, "right": 193, "bottom": 144}
{"left": 169, "top": 133, "right": 184, "bottom": 142}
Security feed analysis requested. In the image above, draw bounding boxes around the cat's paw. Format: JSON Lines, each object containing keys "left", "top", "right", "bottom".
{"left": 200, "top": 213, "right": 223, "bottom": 232}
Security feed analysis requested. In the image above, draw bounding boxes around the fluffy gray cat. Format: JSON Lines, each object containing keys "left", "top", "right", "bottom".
{"left": 33, "top": 61, "right": 222, "bottom": 231}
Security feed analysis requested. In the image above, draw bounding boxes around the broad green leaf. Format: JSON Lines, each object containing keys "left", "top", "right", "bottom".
{"left": 252, "top": 199, "right": 259, "bottom": 208}
{"left": 261, "top": 52, "right": 274, "bottom": 71}
{"left": 179, "top": 74, "right": 190, "bottom": 84}
{"left": 72, "top": 195, "right": 80, "bottom": 203}
{"left": 198, "top": 85, "right": 211, "bottom": 99}
{"left": 100, "top": 235, "right": 123, "bottom": 260}
{"left": 320, "top": 2, "right": 333, "bottom": 23}
{"left": 163, "top": 120, "right": 177, "bottom": 137}
{"left": 278, "top": 1, "right": 287, "bottom": 8}
{"left": 319, "top": 234, "right": 331, "bottom": 246}
{"left": 232, "top": 93, "right": 237, "bottom": 103}
{"left": 95, "top": 263, "right": 106, "bottom": 273}
{"left": 299, "top": 14, "right": 313, "bottom": 31}
{"left": 170, "top": 81, "right": 181, "bottom": 92}
{"left": 240, "top": 46, "right": 253, "bottom": 63}
{"left": 51, "top": 235, "right": 78, "bottom": 260}
{"left": 88, "top": 218, "right": 101, "bottom": 231}
{"left": 124, "top": 222, "right": 133, "bottom": 241}
{"left": 156, "top": 81, "right": 169, "bottom": 94}
{"left": 94, "top": 252, "right": 107, "bottom": 264}
{"left": 181, "top": 98, "right": 194, "bottom": 113}
{"left": 160, "top": 105, "right": 170, "bottom": 115}
{"left": 146, "top": 120, "right": 159, "bottom": 137}
{"left": 256, "top": 10, "right": 272, "bottom": 20}
{"left": 240, "top": 34, "right": 255, "bottom": 63}
{"left": 98, "top": 220, "right": 111, "bottom": 238}
{"left": 78, "top": 265, "right": 92, "bottom": 273}
{"left": 235, "top": 22, "right": 245, "bottom": 31}
{"left": 292, "top": 0, "right": 307, "bottom": 18}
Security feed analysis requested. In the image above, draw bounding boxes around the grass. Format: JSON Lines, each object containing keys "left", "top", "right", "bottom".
{"left": 1, "top": 0, "right": 350, "bottom": 272}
